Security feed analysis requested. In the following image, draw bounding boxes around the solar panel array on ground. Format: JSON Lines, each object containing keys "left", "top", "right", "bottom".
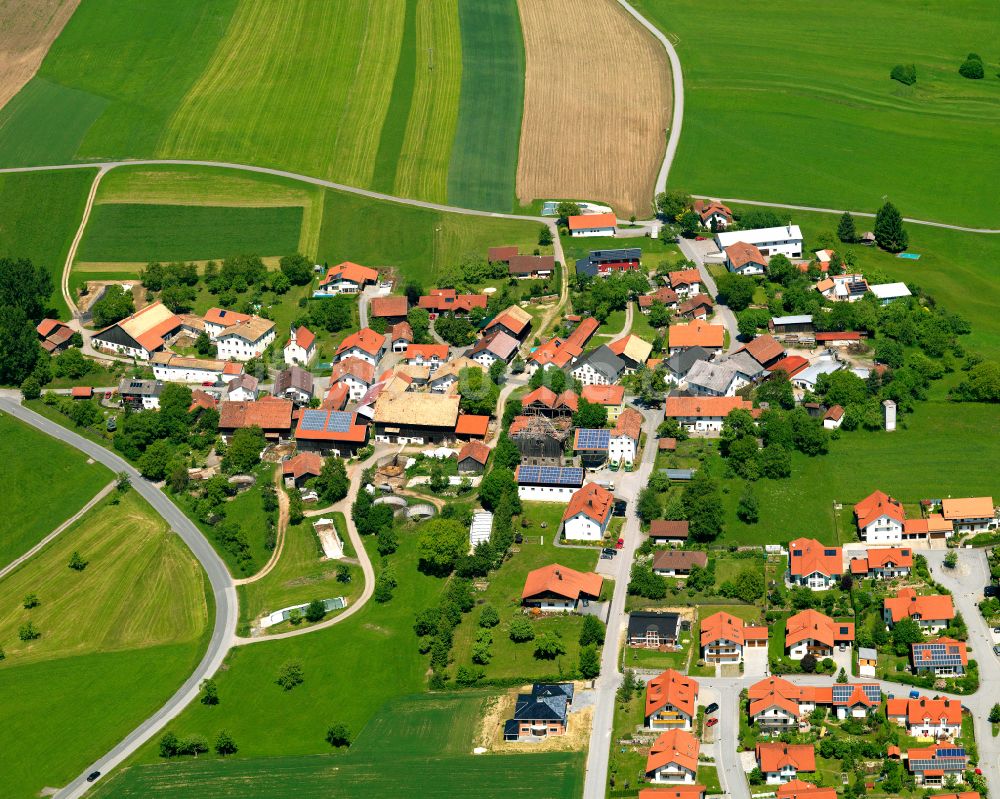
{"left": 574, "top": 428, "right": 609, "bottom": 450}
{"left": 299, "top": 409, "right": 353, "bottom": 433}
{"left": 516, "top": 465, "right": 584, "bottom": 486}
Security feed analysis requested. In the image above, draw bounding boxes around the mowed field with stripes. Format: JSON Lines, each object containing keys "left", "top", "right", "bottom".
{"left": 0, "top": 0, "right": 526, "bottom": 211}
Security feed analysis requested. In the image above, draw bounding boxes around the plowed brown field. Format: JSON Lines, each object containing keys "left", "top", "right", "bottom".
{"left": 515, "top": 0, "right": 671, "bottom": 218}
{"left": 0, "top": 0, "right": 80, "bottom": 110}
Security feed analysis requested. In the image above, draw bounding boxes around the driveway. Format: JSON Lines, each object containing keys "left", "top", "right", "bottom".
{"left": 676, "top": 238, "right": 740, "bottom": 353}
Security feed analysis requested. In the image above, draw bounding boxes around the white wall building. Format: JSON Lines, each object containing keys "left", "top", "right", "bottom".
{"left": 715, "top": 224, "right": 803, "bottom": 259}
{"left": 215, "top": 318, "right": 276, "bottom": 361}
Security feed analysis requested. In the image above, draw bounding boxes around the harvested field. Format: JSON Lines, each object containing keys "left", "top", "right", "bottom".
{"left": 0, "top": 0, "right": 81, "bottom": 110}
{"left": 515, "top": 0, "right": 671, "bottom": 218}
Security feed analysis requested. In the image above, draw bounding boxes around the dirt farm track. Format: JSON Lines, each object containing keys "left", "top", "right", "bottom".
{"left": 515, "top": 0, "right": 672, "bottom": 218}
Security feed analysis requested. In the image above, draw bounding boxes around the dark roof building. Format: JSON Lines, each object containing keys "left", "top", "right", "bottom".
{"left": 575, "top": 248, "right": 642, "bottom": 277}
{"left": 628, "top": 611, "right": 681, "bottom": 647}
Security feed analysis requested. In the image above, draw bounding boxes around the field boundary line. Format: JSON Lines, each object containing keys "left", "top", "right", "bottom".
{"left": 0, "top": 480, "right": 115, "bottom": 582}
{"left": 62, "top": 165, "right": 110, "bottom": 317}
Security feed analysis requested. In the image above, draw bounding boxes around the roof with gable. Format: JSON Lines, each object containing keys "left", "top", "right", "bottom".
{"left": 218, "top": 397, "right": 293, "bottom": 432}
{"left": 485, "top": 305, "right": 532, "bottom": 337}
{"left": 275, "top": 365, "right": 314, "bottom": 395}
{"left": 887, "top": 696, "right": 962, "bottom": 727}
{"left": 574, "top": 345, "right": 626, "bottom": 381}
{"left": 725, "top": 241, "right": 767, "bottom": 269}
{"left": 529, "top": 338, "right": 574, "bottom": 369}
{"left": 852, "top": 547, "right": 913, "bottom": 573}
{"left": 508, "top": 254, "right": 555, "bottom": 274}
{"left": 884, "top": 588, "right": 954, "bottom": 623}
{"left": 563, "top": 483, "right": 614, "bottom": 526}
{"left": 785, "top": 609, "right": 854, "bottom": 648}
{"left": 322, "top": 261, "right": 378, "bottom": 286}
{"left": 669, "top": 320, "right": 725, "bottom": 349}
{"left": 942, "top": 496, "right": 994, "bottom": 520}
{"left": 645, "top": 668, "right": 699, "bottom": 719}
{"left": 582, "top": 384, "right": 625, "bottom": 406}
{"left": 458, "top": 439, "right": 490, "bottom": 465}
{"left": 668, "top": 269, "right": 701, "bottom": 288}
{"left": 769, "top": 355, "right": 809, "bottom": 378}
{"left": 204, "top": 307, "right": 250, "bottom": 327}
{"left": 471, "top": 331, "right": 519, "bottom": 360}
{"left": 652, "top": 549, "right": 707, "bottom": 573}
{"left": 522, "top": 564, "right": 603, "bottom": 601}
{"left": 391, "top": 321, "right": 413, "bottom": 342}
{"left": 740, "top": 334, "right": 784, "bottom": 367}
{"left": 701, "top": 611, "right": 747, "bottom": 647}
{"left": 322, "top": 383, "right": 350, "bottom": 411}
{"left": 646, "top": 729, "right": 700, "bottom": 774}
{"left": 664, "top": 396, "right": 752, "bottom": 419}
{"left": 608, "top": 334, "right": 653, "bottom": 364}
{"left": 854, "top": 490, "right": 906, "bottom": 529}
{"left": 568, "top": 212, "right": 616, "bottom": 231}
{"left": 904, "top": 742, "right": 968, "bottom": 773}
{"left": 287, "top": 326, "right": 315, "bottom": 351}
{"left": 777, "top": 781, "right": 836, "bottom": 799}
{"left": 336, "top": 327, "right": 386, "bottom": 357}
{"left": 488, "top": 245, "right": 519, "bottom": 262}
{"left": 788, "top": 538, "right": 842, "bottom": 578}
{"left": 694, "top": 198, "right": 733, "bottom": 221}
{"left": 406, "top": 344, "right": 449, "bottom": 361}
{"left": 95, "top": 301, "right": 182, "bottom": 352}
{"left": 678, "top": 293, "right": 714, "bottom": 316}
{"left": 370, "top": 295, "right": 408, "bottom": 318}
{"left": 37, "top": 318, "right": 67, "bottom": 338}
{"left": 649, "top": 520, "right": 688, "bottom": 540}
{"left": 685, "top": 359, "right": 740, "bottom": 395}
{"left": 612, "top": 407, "right": 643, "bottom": 441}
{"left": 218, "top": 316, "right": 275, "bottom": 343}
{"left": 639, "top": 286, "right": 679, "bottom": 307}
{"left": 418, "top": 289, "right": 489, "bottom": 313}
{"left": 188, "top": 389, "right": 216, "bottom": 412}
{"left": 294, "top": 409, "right": 368, "bottom": 443}
{"left": 374, "top": 390, "right": 459, "bottom": 428}
{"left": 815, "top": 331, "right": 862, "bottom": 342}
{"left": 638, "top": 787, "right": 706, "bottom": 799}
{"left": 330, "top": 356, "right": 376, "bottom": 385}
{"left": 282, "top": 451, "right": 323, "bottom": 479}
{"left": 756, "top": 743, "right": 816, "bottom": 774}
{"left": 823, "top": 405, "right": 844, "bottom": 422}
{"left": 912, "top": 637, "right": 968, "bottom": 668}
{"left": 455, "top": 414, "right": 489, "bottom": 437}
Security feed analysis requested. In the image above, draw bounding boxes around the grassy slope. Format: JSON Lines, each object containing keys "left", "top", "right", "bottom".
{"left": 95, "top": 695, "right": 583, "bottom": 798}
{"left": 633, "top": 0, "right": 1000, "bottom": 227}
{"left": 0, "top": 413, "right": 110, "bottom": 567}
{"left": 448, "top": 0, "right": 525, "bottom": 211}
{"left": 0, "top": 490, "right": 208, "bottom": 664}
{"left": 0, "top": 168, "right": 96, "bottom": 317}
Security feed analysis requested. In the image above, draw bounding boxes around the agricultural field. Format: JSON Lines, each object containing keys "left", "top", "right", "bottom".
{"left": 0, "top": 412, "right": 110, "bottom": 567}
{"left": 94, "top": 694, "right": 584, "bottom": 798}
{"left": 0, "top": 167, "right": 95, "bottom": 316}
{"left": 515, "top": 0, "right": 671, "bottom": 218}
{"left": 447, "top": 0, "right": 525, "bottom": 210}
{"left": 0, "top": 0, "right": 81, "bottom": 109}
{"left": 634, "top": 0, "right": 1000, "bottom": 227}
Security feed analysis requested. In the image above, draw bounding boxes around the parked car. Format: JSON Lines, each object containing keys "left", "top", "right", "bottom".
{"left": 615, "top": 538, "right": 625, "bottom": 550}
{"left": 975, "top": 768, "right": 983, "bottom": 776}
{"left": 705, "top": 702, "right": 719, "bottom": 714}
{"left": 86, "top": 772, "right": 101, "bottom": 783}
{"left": 908, "top": 690, "right": 920, "bottom": 699}
{"left": 705, "top": 717, "right": 718, "bottom": 727}
{"left": 602, "top": 547, "right": 617, "bottom": 557}
{"left": 600, "top": 551, "right": 614, "bottom": 560}
{"left": 993, "top": 626, "right": 1000, "bottom": 634}
{"left": 985, "top": 585, "right": 999, "bottom": 597}
{"left": 993, "top": 644, "right": 1000, "bottom": 656}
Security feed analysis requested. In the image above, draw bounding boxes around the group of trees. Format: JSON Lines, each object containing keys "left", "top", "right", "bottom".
{"left": 140, "top": 261, "right": 199, "bottom": 313}
{"left": 571, "top": 270, "right": 648, "bottom": 323}
{"left": 0, "top": 258, "right": 52, "bottom": 386}
{"left": 959, "top": 52, "right": 986, "bottom": 80}
{"left": 91, "top": 285, "right": 136, "bottom": 326}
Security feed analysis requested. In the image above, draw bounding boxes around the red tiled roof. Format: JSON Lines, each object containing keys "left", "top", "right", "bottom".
{"left": 884, "top": 588, "right": 954, "bottom": 623}
{"left": 287, "top": 325, "right": 315, "bottom": 351}
{"left": 612, "top": 407, "right": 643, "bottom": 441}
{"left": 336, "top": 328, "right": 386, "bottom": 357}
{"left": 563, "top": 483, "right": 613, "bottom": 525}
{"left": 568, "top": 212, "right": 616, "bottom": 231}
{"left": 522, "top": 564, "right": 603, "bottom": 601}
{"left": 282, "top": 451, "right": 323, "bottom": 479}
{"left": 582, "top": 384, "right": 624, "bottom": 406}
{"left": 36, "top": 318, "right": 64, "bottom": 337}
{"left": 777, "top": 781, "right": 836, "bottom": 799}
{"left": 647, "top": 729, "right": 699, "bottom": 774}
{"left": 458, "top": 439, "right": 490, "bottom": 465}
{"left": 741, "top": 334, "right": 784, "bottom": 366}
{"left": 406, "top": 344, "right": 449, "bottom": 361}
{"left": 205, "top": 307, "right": 251, "bottom": 327}
{"left": 219, "top": 397, "right": 293, "bottom": 431}
{"left": 371, "top": 295, "right": 408, "bottom": 318}
{"left": 664, "top": 396, "right": 751, "bottom": 419}
{"left": 391, "top": 321, "right": 413, "bottom": 342}
{"left": 769, "top": 355, "right": 809, "bottom": 378}
{"left": 668, "top": 269, "right": 701, "bottom": 288}
{"left": 815, "top": 331, "right": 862, "bottom": 342}
{"left": 669, "top": 320, "right": 724, "bottom": 349}
{"left": 649, "top": 520, "right": 688, "bottom": 539}
{"left": 455, "top": 414, "right": 489, "bottom": 437}
{"left": 322, "top": 261, "right": 378, "bottom": 286}
{"left": 658, "top": 437, "right": 677, "bottom": 451}
{"left": 788, "top": 537, "right": 841, "bottom": 578}
{"left": 638, "top": 788, "right": 706, "bottom": 799}
{"left": 645, "top": 668, "right": 699, "bottom": 719}
{"left": 823, "top": 405, "right": 844, "bottom": 421}
{"left": 294, "top": 410, "right": 368, "bottom": 442}
{"left": 756, "top": 743, "right": 816, "bottom": 774}
{"left": 854, "top": 490, "right": 906, "bottom": 530}
{"left": 70, "top": 386, "right": 93, "bottom": 398}
{"left": 785, "top": 609, "right": 854, "bottom": 648}
{"left": 321, "top": 383, "right": 350, "bottom": 411}
{"left": 188, "top": 389, "right": 216, "bottom": 412}
{"left": 488, "top": 245, "right": 519, "bottom": 262}
{"left": 725, "top": 242, "right": 766, "bottom": 269}
{"left": 330, "top": 356, "right": 376, "bottom": 385}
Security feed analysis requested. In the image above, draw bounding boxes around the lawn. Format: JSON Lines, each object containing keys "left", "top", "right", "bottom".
{"left": 0, "top": 167, "right": 96, "bottom": 317}
{"left": 0, "top": 412, "right": 111, "bottom": 567}
{"left": 448, "top": 0, "right": 525, "bottom": 211}
{"left": 0, "top": 489, "right": 208, "bottom": 665}
{"left": 95, "top": 695, "right": 584, "bottom": 798}
{"left": 451, "top": 502, "right": 601, "bottom": 680}
{"left": 633, "top": 0, "right": 1000, "bottom": 228}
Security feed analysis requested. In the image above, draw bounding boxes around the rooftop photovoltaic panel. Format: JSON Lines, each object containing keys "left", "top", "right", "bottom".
{"left": 326, "top": 411, "right": 353, "bottom": 432}
{"left": 516, "top": 465, "right": 584, "bottom": 486}
{"left": 575, "top": 429, "right": 610, "bottom": 450}
{"left": 300, "top": 410, "right": 327, "bottom": 431}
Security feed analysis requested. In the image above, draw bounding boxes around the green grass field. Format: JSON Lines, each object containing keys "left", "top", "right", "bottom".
{"left": 0, "top": 413, "right": 110, "bottom": 567}
{"left": 77, "top": 204, "right": 304, "bottom": 263}
{"left": 634, "top": 0, "right": 1000, "bottom": 227}
{"left": 0, "top": 168, "right": 96, "bottom": 316}
{"left": 447, "top": 0, "right": 525, "bottom": 210}
{"left": 0, "top": 490, "right": 208, "bottom": 665}
{"left": 95, "top": 693, "right": 584, "bottom": 798}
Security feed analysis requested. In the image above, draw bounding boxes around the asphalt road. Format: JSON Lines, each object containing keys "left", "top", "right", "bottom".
{"left": 0, "top": 396, "right": 238, "bottom": 799}
{"left": 676, "top": 237, "right": 740, "bottom": 352}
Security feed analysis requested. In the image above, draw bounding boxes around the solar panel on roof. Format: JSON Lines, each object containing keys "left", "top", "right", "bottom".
{"left": 300, "top": 410, "right": 327, "bottom": 431}
{"left": 326, "top": 411, "right": 353, "bottom": 432}
{"left": 575, "top": 429, "right": 609, "bottom": 450}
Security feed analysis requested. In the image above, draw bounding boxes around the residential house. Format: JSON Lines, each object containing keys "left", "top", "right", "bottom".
{"left": 903, "top": 515, "right": 955, "bottom": 542}
{"left": 562, "top": 483, "right": 614, "bottom": 542}
{"left": 667, "top": 269, "right": 702, "bottom": 297}
{"left": 335, "top": 328, "right": 386, "bottom": 366}
{"left": 609, "top": 408, "right": 643, "bottom": 465}
{"left": 886, "top": 696, "right": 962, "bottom": 739}
{"left": 507, "top": 254, "right": 555, "bottom": 278}
{"left": 36, "top": 319, "right": 74, "bottom": 353}
{"left": 218, "top": 397, "right": 293, "bottom": 442}
{"left": 515, "top": 464, "right": 584, "bottom": 501}
{"left": 92, "top": 301, "right": 182, "bottom": 360}
{"left": 769, "top": 355, "right": 810, "bottom": 379}
{"left": 522, "top": 387, "right": 579, "bottom": 417}
{"left": 470, "top": 331, "right": 519, "bottom": 368}
{"left": 788, "top": 538, "right": 842, "bottom": 590}
{"left": 716, "top": 225, "right": 803, "bottom": 259}
{"left": 905, "top": 743, "right": 968, "bottom": 785}
{"left": 870, "top": 282, "right": 912, "bottom": 305}
{"left": 503, "top": 683, "right": 574, "bottom": 741}
{"left": 942, "top": 497, "right": 996, "bottom": 533}
{"left": 645, "top": 729, "right": 700, "bottom": 784}
{"left": 849, "top": 547, "right": 913, "bottom": 579}
{"left": 372, "top": 390, "right": 459, "bottom": 444}
{"left": 571, "top": 345, "right": 626, "bottom": 386}
{"left": 568, "top": 212, "right": 616, "bottom": 238}
{"left": 693, "top": 199, "right": 732, "bottom": 229}
{"left": 739, "top": 335, "right": 785, "bottom": 371}
{"left": 457, "top": 440, "right": 490, "bottom": 474}
{"left": 417, "top": 289, "right": 488, "bottom": 317}
{"left": 668, "top": 321, "right": 724, "bottom": 357}
{"left": 639, "top": 286, "right": 679, "bottom": 313}
{"left": 317, "top": 262, "right": 378, "bottom": 295}
{"left": 884, "top": 589, "right": 955, "bottom": 634}
{"left": 677, "top": 294, "right": 714, "bottom": 320}
{"left": 608, "top": 334, "right": 654, "bottom": 373}
{"left": 684, "top": 359, "right": 743, "bottom": 397}
{"left": 649, "top": 520, "right": 689, "bottom": 546}
{"left": 664, "top": 347, "right": 711, "bottom": 385}
{"left": 329, "top": 357, "right": 376, "bottom": 401}
{"left": 725, "top": 242, "right": 767, "bottom": 276}
{"left": 823, "top": 405, "right": 844, "bottom": 429}
{"left": 215, "top": 317, "right": 276, "bottom": 361}
{"left": 816, "top": 274, "right": 868, "bottom": 303}
{"left": 118, "top": 378, "right": 163, "bottom": 410}
{"left": 700, "top": 610, "right": 768, "bottom": 664}
{"left": 776, "top": 782, "right": 836, "bottom": 799}
{"left": 274, "top": 365, "right": 314, "bottom": 405}
{"left": 202, "top": 307, "right": 250, "bottom": 339}
{"left": 581, "top": 384, "right": 625, "bottom": 421}
{"left": 521, "top": 563, "right": 602, "bottom": 611}
{"left": 645, "top": 669, "right": 699, "bottom": 731}
{"left": 749, "top": 677, "right": 880, "bottom": 728}
{"left": 294, "top": 408, "right": 368, "bottom": 456}
{"left": 573, "top": 427, "right": 611, "bottom": 469}
{"left": 188, "top": 389, "right": 216, "bottom": 414}
{"left": 226, "top": 374, "right": 258, "bottom": 402}
{"left": 488, "top": 245, "right": 519, "bottom": 263}
{"left": 576, "top": 247, "right": 642, "bottom": 277}
{"left": 405, "top": 344, "right": 450, "bottom": 370}
{"left": 527, "top": 338, "right": 575, "bottom": 374}
{"left": 911, "top": 638, "right": 968, "bottom": 676}
{"left": 151, "top": 352, "right": 243, "bottom": 384}
{"left": 854, "top": 490, "right": 906, "bottom": 543}
{"left": 638, "top": 787, "right": 706, "bottom": 799}
{"left": 755, "top": 743, "right": 816, "bottom": 785}
{"left": 455, "top": 414, "right": 489, "bottom": 441}
{"left": 510, "top": 415, "right": 572, "bottom": 466}
{"left": 663, "top": 396, "right": 753, "bottom": 434}
{"left": 283, "top": 326, "right": 316, "bottom": 365}
{"left": 652, "top": 549, "right": 708, "bottom": 578}
{"left": 784, "top": 609, "right": 854, "bottom": 660}
{"left": 484, "top": 305, "right": 532, "bottom": 341}
{"left": 628, "top": 611, "right": 680, "bottom": 648}
{"left": 369, "top": 295, "right": 409, "bottom": 324}
{"left": 390, "top": 321, "right": 413, "bottom": 352}
{"left": 282, "top": 452, "right": 323, "bottom": 488}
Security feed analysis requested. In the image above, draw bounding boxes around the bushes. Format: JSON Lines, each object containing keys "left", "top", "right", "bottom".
{"left": 959, "top": 53, "right": 985, "bottom": 79}
{"left": 890, "top": 64, "right": 916, "bottom": 85}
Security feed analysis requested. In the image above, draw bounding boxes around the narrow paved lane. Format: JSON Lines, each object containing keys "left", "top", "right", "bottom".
{"left": 677, "top": 238, "right": 740, "bottom": 352}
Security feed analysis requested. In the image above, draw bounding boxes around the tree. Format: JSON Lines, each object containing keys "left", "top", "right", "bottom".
{"left": 989, "top": 704, "right": 1000, "bottom": 724}
{"left": 310, "top": 295, "right": 354, "bottom": 332}
{"left": 159, "top": 731, "right": 180, "bottom": 758}
{"left": 959, "top": 54, "right": 985, "bottom": 79}
{"left": 479, "top": 604, "right": 500, "bottom": 628}
{"left": 679, "top": 211, "right": 700, "bottom": 238}
{"left": 875, "top": 338, "right": 905, "bottom": 369}
{"left": 682, "top": 472, "right": 725, "bottom": 542}
{"left": 305, "top": 598, "right": 327, "bottom": 622}
{"left": 637, "top": 486, "right": 660, "bottom": 523}
{"left": 139, "top": 439, "right": 172, "bottom": 480}
{"left": 280, "top": 253, "right": 314, "bottom": 285}
{"left": 836, "top": 667, "right": 848, "bottom": 684}
{"left": 200, "top": 678, "right": 219, "bottom": 705}
{"left": 873, "top": 201, "right": 908, "bottom": 253}
{"left": 951, "top": 361, "right": 1000, "bottom": 403}
{"left": 534, "top": 632, "right": 567, "bottom": 659}
{"left": 715, "top": 273, "right": 754, "bottom": 312}
{"left": 579, "top": 644, "right": 601, "bottom": 678}
{"left": 837, "top": 212, "right": 858, "bottom": 243}
{"left": 737, "top": 309, "right": 769, "bottom": 339}
{"left": 891, "top": 616, "right": 923, "bottom": 654}
{"left": 22, "top": 593, "right": 40, "bottom": 609}
{"left": 91, "top": 285, "right": 135, "bottom": 327}
{"left": 890, "top": 64, "right": 917, "bottom": 86}
{"left": 20, "top": 374, "right": 41, "bottom": 400}
{"left": 68, "top": 551, "right": 88, "bottom": 571}
{"left": 276, "top": 660, "right": 304, "bottom": 690}
{"left": 214, "top": 729, "right": 238, "bottom": 756}
{"left": 457, "top": 366, "right": 499, "bottom": 416}
{"left": 222, "top": 425, "right": 266, "bottom": 473}
{"left": 509, "top": 616, "right": 535, "bottom": 642}
{"left": 416, "top": 518, "right": 468, "bottom": 575}
{"left": 800, "top": 653, "right": 817, "bottom": 673}
{"left": 326, "top": 723, "right": 352, "bottom": 748}
{"left": 580, "top": 614, "right": 605, "bottom": 646}
{"left": 0, "top": 257, "right": 52, "bottom": 321}
{"left": 628, "top": 562, "right": 667, "bottom": 600}
{"left": 755, "top": 372, "right": 795, "bottom": 410}
{"left": 573, "top": 397, "right": 608, "bottom": 429}
{"left": 479, "top": 467, "right": 519, "bottom": 512}
{"left": 737, "top": 487, "right": 759, "bottom": 523}
{"left": 655, "top": 190, "right": 692, "bottom": 221}
{"left": 18, "top": 621, "right": 40, "bottom": 641}
{"left": 556, "top": 201, "right": 582, "bottom": 224}
{"left": 493, "top": 433, "right": 520, "bottom": 470}
{"left": 538, "top": 225, "right": 553, "bottom": 246}
{"left": 0, "top": 306, "right": 40, "bottom": 385}
{"left": 316, "top": 457, "right": 349, "bottom": 503}
{"left": 944, "top": 550, "right": 958, "bottom": 569}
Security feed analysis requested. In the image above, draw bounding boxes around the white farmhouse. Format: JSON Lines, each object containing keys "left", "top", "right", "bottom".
{"left": 561, "top": 483, "right": 613, "bottom": 542}
{"left": 715, "top": 224, "right": 803, "bottom": 259}
{"left": 215, "top": 317, "right": 276, "bottom": 361}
